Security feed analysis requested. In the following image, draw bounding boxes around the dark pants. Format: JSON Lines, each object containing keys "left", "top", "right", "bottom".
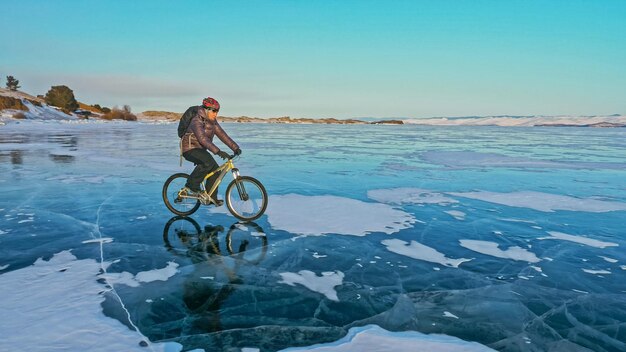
{"left": 183, "top": 149, "right": 219, "bottom": 197}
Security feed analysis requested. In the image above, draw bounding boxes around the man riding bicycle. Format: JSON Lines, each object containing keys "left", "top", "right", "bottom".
{"left": 181, "top": 97, "right": 241, "bottom": 206}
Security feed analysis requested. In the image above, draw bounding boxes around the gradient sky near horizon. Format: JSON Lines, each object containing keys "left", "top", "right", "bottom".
{"left": 2, "top": 0, "right": 625, "bottom": 118}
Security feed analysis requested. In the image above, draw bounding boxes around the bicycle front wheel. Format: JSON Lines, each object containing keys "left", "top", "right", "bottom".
{"left": 163, "top": 173, "right": 201, "bottom": 216}
{"left": 225, "top": 176, "right": 268, "bottom": 222}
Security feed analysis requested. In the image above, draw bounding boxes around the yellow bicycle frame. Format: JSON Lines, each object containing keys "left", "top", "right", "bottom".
{"left": 178, "top": 159, "right": 240, "bottom": 204}
{"left": 201, "top": 159, "right": 239, "bottom": 197}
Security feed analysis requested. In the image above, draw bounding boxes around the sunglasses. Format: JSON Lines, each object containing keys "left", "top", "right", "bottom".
{"left": 205, "top": 107, "right": 219, "bottom": 113}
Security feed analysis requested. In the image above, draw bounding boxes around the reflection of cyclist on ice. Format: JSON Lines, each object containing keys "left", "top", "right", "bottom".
{"left": 180, "top": 97, "right": 241, "bottom": 206}
{"left": 181, "top": 224, "right": 240, "bottom": 334}
{"left": 162, "top": 217, "right": 268, "bottom": 335}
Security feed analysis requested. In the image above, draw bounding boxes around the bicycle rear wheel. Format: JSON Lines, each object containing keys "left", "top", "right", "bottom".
{"left": 225, "top": 176, "right": 268, "bottom": 222}
{"left": 163, "top": 173, "right": 201, "bottom": 216}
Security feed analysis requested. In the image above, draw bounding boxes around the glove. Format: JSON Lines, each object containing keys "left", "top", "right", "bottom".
{"left": 217, "top": 150, "right": 230, "bottom": 160}
{"left": 234, "top": 148, "right": 242, "bottom": 156}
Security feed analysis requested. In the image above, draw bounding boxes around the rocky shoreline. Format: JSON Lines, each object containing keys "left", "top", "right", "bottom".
{"left": 137, "top": 111, "right": 403, "bottom": 125}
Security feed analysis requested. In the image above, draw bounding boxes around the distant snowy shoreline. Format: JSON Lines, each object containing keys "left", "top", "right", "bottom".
{"left": 138, "top": 111, "right": 626, "bottom": 127}
{"left": 402, "top": 115, "right": 626, "bottom": 127}
{"left": 1, "top": 88, "right": 624, "bottom": 127}
{"left": 3, "top": 114, "right": 625, "bottom": 128}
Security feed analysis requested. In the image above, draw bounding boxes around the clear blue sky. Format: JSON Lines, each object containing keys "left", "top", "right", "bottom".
{"left": 2, "top": 0, "right": 625, "bottom": 118}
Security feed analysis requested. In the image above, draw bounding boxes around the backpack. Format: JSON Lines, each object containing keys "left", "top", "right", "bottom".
{"left": 177, "top": 106, "right": 198, "bottom": 138}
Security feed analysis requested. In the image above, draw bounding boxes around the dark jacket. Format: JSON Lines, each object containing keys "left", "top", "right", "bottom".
{"left": 181, "top": 106, "right": 239, "bottom": 154}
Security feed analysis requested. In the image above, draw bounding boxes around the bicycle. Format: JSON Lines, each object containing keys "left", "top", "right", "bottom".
{"left": 162, "top": 154, "right": 268, "bottom": 221}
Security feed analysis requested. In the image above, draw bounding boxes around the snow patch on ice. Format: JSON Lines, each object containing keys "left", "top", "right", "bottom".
{"left": 101, "top": 262, "right": 179, "bottom": 287}
{"left": 443, "top": 311, "right": 459, "bottom": 319}
{"left": 367, "top": 188, "right": 458, "bottom": 205}
{"left": 279, "top": 324, "right": 495, "bottom": 351}
{"left": 445, "top": 210, "right": 466, "bottom": 220}
{"left": 582, "top": 269, "right": 611, "bottom": 275}
{"left": 83, "top": 237, "right": 114, "bottom": 244}
{"left": 100, "top": 271, "right": 140, "bottom": 287}
{"left": 459, "top": 240, "right": 540, "bottom": 263}
{"left": 382, "top": 239, "right": 471, "bottom": 268}
{"left": 499, "top": 218, "right": 536, "bottom": 224}
{"left": 135, "top": 262, "right": 179, "bottom": 283}
{"left": 449, "top": 191, "right": 626, "bottom": 213}
{"left": 45, "top": 174, "right": 106, "bottom": 184}
{"left": 266, "top": 194, "right": 415, "bottom": 236}
{"left": 278, "top": 270, "right": 344, "bottom": 301}
{"left": 0, "top": 250, "right": 185, "bottom": 351}
{"left": 539, "top": 231, "right": 618, "bottom": 248}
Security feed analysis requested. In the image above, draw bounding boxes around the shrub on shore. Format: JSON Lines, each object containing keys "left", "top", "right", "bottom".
{"left": 45, "top": 85, "right": 79, "bottom": 113}
{"left": 90, "top": 104, "right": 110, "bottom": 113}
{"left": 101, "top": 105, "right": 137, "bottom": 121}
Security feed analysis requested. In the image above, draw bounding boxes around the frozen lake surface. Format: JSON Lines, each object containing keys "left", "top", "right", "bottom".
{"left": 1, "top": 121, "right": 625, "bottom": 351}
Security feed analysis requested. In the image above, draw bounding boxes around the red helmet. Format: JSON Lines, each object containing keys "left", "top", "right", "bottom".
{"left": 202, "top": 97, "right": 220, "bottom": 111}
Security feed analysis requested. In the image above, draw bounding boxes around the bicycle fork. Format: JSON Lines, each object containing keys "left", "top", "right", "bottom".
{"left": 231, "top": 168, "right": 249, "bottom": 201}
